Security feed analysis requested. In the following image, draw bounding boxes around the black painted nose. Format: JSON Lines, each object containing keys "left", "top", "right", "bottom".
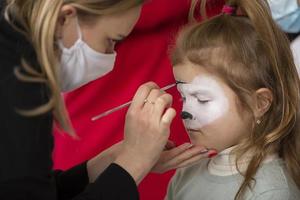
{"left": 181, "top": 111, "right": 193, "bottom": 120}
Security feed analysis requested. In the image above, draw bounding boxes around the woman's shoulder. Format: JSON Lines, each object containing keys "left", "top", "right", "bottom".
{"left": 251, "top": 159, "right": 300, "bottom": 199}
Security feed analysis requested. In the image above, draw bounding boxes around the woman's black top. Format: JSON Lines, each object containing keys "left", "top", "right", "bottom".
{"left": 0, "top": 2, "right": 139, "bottom": 199}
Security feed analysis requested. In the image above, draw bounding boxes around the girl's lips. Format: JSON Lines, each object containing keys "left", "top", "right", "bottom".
{"left": 187, "top": 128, "right": 201, "bottom": 132}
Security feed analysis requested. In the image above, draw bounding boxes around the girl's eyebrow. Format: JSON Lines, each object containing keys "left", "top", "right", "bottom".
{"left": 176, "top": 80, "right": 187, "bottom": 85}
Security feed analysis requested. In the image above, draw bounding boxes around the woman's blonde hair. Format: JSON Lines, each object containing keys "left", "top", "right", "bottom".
{"left": 176, "top": 0, "right": 300, "bottom": 199}
{"left": 4, "top": 0, "right": 145, "bottom": 136}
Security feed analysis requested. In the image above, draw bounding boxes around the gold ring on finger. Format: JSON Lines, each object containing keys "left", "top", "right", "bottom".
{"left": 144, "top": 99, "right": 155, "bottom": 105}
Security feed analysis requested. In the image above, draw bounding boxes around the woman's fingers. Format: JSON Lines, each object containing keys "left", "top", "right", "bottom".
{"left": 176, "top": 149, "right": 218, "bottom": 169}
{"left": 162, "top": 143, "right": 194, "bottom": 161}
{"left": 130, "top": 82, "right": 159, "bottom": 110}
{"left": 130, "top": 82, "right": 173, "bottom": 127}
{"left": 144, "top": 88, "right": 164, "bottom": 106}
{"left": 160, "top": 107, "right": 176, "bottom": 130}
{"left": 146, "top": 88, "right": 163, "bottom": 102}
{"left": 153, "top": 93, "right": 173, "bottom": 124}
{"left": 165, "top": 140, "right": 176, "bottom": 150}
{"left": 152, "top": 145, "right": 214, "bottom": 173}
{"left": 164, "top": 146, "right": 209, "bottom": 169}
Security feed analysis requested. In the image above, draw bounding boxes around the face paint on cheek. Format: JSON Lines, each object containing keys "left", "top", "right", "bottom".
{"left": 179, "top": 75, "right": 229, "bottom": 130}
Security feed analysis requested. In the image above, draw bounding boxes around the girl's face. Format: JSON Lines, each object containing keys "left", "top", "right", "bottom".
{"left": 173, "top": 62, "right": 252, "bottom": 152}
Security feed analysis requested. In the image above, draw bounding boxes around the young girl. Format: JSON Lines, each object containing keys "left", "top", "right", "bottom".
{"left": 166, "top": 0, "right": 300, "bottom": 199}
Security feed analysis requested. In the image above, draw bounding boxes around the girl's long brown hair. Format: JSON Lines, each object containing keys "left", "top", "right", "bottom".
{"left": 4, "top": 0, "right": 145, "bottom": 136}
{"left": 177, "top": 0, "right": 300, "bottom": 199}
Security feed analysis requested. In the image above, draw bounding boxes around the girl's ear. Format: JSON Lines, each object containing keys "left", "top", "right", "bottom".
{"left": 253, "top": 88, "right": 273, "bottom": 118}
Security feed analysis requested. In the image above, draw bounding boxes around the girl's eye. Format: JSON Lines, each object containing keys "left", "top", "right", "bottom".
{"left": 192, "top": 94, "right": 210, "bottom": 104}
{"left": 197, "top": 99, "right": 210, "bottom": 104}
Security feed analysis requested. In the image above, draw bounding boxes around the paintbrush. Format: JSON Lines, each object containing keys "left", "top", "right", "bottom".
{"left": 91, "top": 83, "right": 177, "bottom": 121}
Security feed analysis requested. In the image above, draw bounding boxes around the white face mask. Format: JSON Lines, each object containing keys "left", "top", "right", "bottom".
{"left": 58, "top": 19, "right": 117, "bottom": 92}
{"left": 268, "top": 0, "right": 300, "bottom": 33}
{"left": 177, "top": 75, "right": 229, "bottom": 130}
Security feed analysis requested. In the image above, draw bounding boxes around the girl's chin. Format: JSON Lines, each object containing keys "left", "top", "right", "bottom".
{"left": 189, "top": 138, "right": 207, "bottom": 147}
{"left": 189, "top": 137, "right": 216, "bottom": 150}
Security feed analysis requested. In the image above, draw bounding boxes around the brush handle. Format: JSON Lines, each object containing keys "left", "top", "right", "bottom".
{"left": 91, "top": 83, "right": 176, "bottom": 121}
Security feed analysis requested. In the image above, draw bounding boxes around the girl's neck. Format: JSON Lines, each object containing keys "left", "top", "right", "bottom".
{"left": 207, "top": 145, "right": 278, "bottom": 176}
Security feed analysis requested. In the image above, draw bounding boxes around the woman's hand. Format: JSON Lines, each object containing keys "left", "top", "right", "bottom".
{"left": 152, "top": 141, "right": 217, "bottom": 174}
{"left": 114, "top": 82, "right": 176, "bottom": 184}
{"left": 87, "top": 140, "right": 215, "bottom": 182}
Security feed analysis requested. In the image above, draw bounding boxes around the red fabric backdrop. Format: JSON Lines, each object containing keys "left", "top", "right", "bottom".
{"left": 53, "top": 1, "right": 224, "bottom": 199}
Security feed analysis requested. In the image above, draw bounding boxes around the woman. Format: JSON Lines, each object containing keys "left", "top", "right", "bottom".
{"left": 0, "top": 0, "right": 172, "bottom": 199}
{"left": 0, "top": 0, "right": 212, "bottom": 199}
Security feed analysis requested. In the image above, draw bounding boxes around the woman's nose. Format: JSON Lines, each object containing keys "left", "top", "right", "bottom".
{"left": 181, "top": 111, "right": 193, "bottom": 120}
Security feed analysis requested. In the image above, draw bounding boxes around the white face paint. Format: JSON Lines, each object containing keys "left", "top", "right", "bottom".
{"left": 177, "top": 75, "right": 229, "bottom": 130}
